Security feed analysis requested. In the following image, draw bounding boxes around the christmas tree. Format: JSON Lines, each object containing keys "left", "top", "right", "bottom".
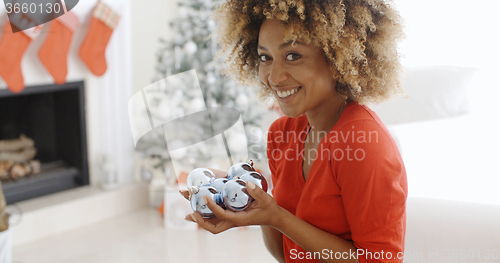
{"left": 140, "top": 0, "right": 269, "bottom": 174}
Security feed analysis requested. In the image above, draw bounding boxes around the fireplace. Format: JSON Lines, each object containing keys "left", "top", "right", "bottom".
{"left": 0, "top": 81, "right": 89, "bottom": 204}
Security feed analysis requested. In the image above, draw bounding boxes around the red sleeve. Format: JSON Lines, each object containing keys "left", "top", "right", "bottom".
{"left": 332, "top": 120, "right": 408, "bottom": 263}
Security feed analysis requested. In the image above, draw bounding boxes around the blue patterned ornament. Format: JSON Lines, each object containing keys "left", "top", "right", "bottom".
{"left": 186, "top": 161, "right": 266, "bottom": 216}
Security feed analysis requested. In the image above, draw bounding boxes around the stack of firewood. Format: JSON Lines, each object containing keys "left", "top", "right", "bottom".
{"left": 0, "top": 134, "right": 40, "bottom": 182}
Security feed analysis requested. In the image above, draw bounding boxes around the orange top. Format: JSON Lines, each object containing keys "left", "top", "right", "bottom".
{"left": 267, "top": 102, "right": 408, "bottom": 262}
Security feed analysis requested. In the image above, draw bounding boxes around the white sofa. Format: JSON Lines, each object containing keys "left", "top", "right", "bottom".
{"left": 405, "top": 197, "right": 500, "bottom": 262}
{"left": 372, "top": 66, "right": 500, "bottom": 262}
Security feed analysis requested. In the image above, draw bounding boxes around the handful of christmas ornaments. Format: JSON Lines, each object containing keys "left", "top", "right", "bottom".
{"left": 186, "top": 160, "right": 267, "bottom": 218}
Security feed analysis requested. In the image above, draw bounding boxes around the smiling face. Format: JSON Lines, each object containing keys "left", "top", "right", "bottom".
{"left": 257, "top": 19, "right": 340, "bottom": 118}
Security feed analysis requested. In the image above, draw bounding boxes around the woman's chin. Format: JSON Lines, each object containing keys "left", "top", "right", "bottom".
{"left": 280, "top": 108, "right": 303, "bottom": 118}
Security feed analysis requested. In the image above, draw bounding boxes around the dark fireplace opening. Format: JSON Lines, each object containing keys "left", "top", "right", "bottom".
{"left": 0, "top": 81, "right": 89, "bottom": 204}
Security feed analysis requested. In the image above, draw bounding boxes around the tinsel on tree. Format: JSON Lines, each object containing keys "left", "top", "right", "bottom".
{"left": 141, "top": 0, "right": 269, "bottom": 170}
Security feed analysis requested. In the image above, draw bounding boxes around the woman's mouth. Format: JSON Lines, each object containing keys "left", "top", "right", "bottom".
{"left": 276, "top": 87, "right": 301, "bottom": 99}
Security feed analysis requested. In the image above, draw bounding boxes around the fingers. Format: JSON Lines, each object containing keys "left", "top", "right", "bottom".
{"left": 203, "top": 195, "right": 232, "bottom": 220}
{"left": 184, "top": 214, "right": 195, "bottom": 222}
{"left": 245, "top": 181, "right": 266, "bottom": 201}
{"left": 190, "top": 212, "right": 234, "bottom": 234}
{"left": 203, "top": 195, "right": 254, "bottom": 226}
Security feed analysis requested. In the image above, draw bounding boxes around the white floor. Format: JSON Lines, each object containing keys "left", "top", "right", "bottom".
{"left": 12, "top": 208, "right": 277, "bottom": 263}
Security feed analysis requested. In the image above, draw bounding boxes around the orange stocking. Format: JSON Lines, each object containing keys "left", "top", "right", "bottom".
{"left": 38, "top": 12, "right": 79, "bottom": 84}
{"left": 79, "top": 1, "right": 120, "bottom": 76}
{"left": 0, "top": 22, "right": 37, "bottom": 93}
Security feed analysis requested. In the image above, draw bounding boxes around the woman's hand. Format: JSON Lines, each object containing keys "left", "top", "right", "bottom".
{"left": 180, "top": 168, "right": 283, "bottom": 234}
{"left": 188, "top": 180, "right": 282, "bottom": 234}
{"left": 180, "top": 168, "right": 238, "bottom": 233}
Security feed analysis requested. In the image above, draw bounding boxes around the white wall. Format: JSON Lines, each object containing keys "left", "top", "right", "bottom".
{"left": 130, "top": 0, "right": 179, "bottom": 92}
{"left": 397, "top": 0, "right": 500, "bottom": 69}
{"left": 384, "top": 0, "right": 500, "bottom": 205}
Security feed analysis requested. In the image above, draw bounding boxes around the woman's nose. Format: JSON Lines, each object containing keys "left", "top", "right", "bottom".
{"left": 268, "top": 61, "right": 288, "bottom": 86}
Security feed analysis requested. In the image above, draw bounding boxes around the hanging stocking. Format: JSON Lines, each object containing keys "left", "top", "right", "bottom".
{"left": 0, "top": 22, "right": 39, "bottom": 93}
{"left": 38, "top": 11, "right": 80, "bottom": 84}
{"left": 79, "top": 1, "right": 120, "bottom": 76}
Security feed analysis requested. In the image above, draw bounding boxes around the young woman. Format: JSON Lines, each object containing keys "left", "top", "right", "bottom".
{"left": 181, "top": 1, "right": 407, "bottom": 262}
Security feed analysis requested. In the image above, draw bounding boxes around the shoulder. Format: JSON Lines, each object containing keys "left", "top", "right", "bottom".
{"left": 327, "top": 102, "right": 404, "bottom": 178}
{"left": 332, "top": 102, "right": 395, "bottom": 149}
{"left": 337, "top": 102, "right": 387, "bottom": 128}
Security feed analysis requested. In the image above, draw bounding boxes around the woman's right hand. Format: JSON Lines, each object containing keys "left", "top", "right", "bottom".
{"left": 183, "top": 211, "right": 237, "bottom": 233}
{"left": 179, "top": 168, "right": 237, "bottom": 233}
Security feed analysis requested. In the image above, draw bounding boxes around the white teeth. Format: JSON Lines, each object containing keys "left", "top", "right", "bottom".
{"left": 277, "top": 87, "right": 301, "bottom": 98}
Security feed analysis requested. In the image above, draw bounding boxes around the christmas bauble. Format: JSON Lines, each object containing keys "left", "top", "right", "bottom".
{"left": 227, "top": 161, "right": 255, "bottom": 180}
{"left": 240, "top": 171, "right": 268, "bottom": 192}
{"left": 221, "top": 179, "right": 253, "bottom": 211}
{"left": 186, "top": 168, "right": 215, "bottom": 189}
{"left": 211, "top": 177, "right": 228, "bottom": 192}
{"left": 183, "top": 40, "right": 198, "bottom": 55}
{"left": 190, "top": 186, "right": 218, "bottom": 218}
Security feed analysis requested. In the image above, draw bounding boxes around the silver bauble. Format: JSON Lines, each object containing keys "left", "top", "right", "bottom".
{"left": 240, "top": 171, "right": 268, "bottom": 192}
{"left": 211, "top": 178, "right": 229, "bottom": 192}
{"left": 190, "top": 186, "right": 218, "bottom": 218}
{"left": 186, "top": 168, "right": 215, "bottom": 189}
{"left": 227, "top": 161, "right": 255, "bottom": 180}
{"left": 222, "top": 179, "right": 253, "bottom": 211}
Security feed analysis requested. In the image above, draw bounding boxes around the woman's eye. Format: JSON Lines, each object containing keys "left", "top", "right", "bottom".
{"left": 259, "top": 55, "right": 271, "bottom": 62}
{"left": 285, "top": 53, "right": 301, "bottom": 61}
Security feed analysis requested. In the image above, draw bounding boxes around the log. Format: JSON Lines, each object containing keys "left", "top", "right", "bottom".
{"left": 0, "top": 160, "right": 40, "bottom": 181}
{"left": 0, "top": 147, "right": 37, "bottom": 162}
{"left": 0, "top": 179, "right": 8, "bottom": 231}
{"left": 0, "top": 161, "right": 13, "bottom": 180}
{"left": 0, "top": 134, "right": 35, "bottom": 152}
{"left": 10, "top": 163, "right": 29, "bottom": 180}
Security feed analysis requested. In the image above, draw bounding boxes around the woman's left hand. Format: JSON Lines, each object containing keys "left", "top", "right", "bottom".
{"left": 185, "top": 181, "right": 283, "bottom": 234}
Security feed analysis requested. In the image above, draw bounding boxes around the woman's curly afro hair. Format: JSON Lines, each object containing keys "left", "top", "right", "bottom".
{"left": 212, "top": 0, "right": 405, "bottom": 104}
